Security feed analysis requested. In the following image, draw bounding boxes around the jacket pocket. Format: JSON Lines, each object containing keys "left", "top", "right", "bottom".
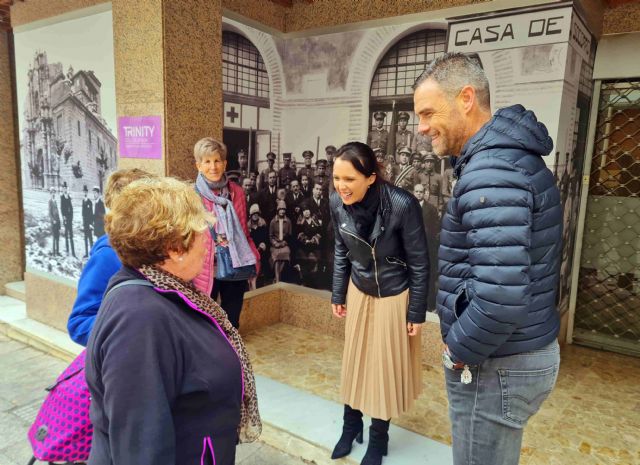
{"left": 201, "top": 436, "right": 215, "bottom": 465}
{"left": 385, "top": 256, "right": 407, "bottom": 268}
{"left": 498, "top": 365, "right": 558, "bottom": 426}
{"left": 453, "top": 285, "right": 468, "bottom": 319}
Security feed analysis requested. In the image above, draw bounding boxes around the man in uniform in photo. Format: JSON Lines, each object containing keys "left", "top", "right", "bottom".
{"left": 394, "top": 146, "right": 420, "bottom": 191}
{"left": 48, "top": 186, "right": 61, "bottom": 256}
{"left": 258, "top": 151, "right": 277, "bottom": 191}
{"left": 373, "top": 147, "right": 386, "bottom": 166}
{"left": 442, "top": 163, "right": 455, "bottom": 214}
{"left": 367, "top": 110, "right": 388, "bottom": 151}
{"left": 285, "top": 179, "right": 305, "bottom": 223}
{"left": 259, "top": 170, "right": 279, "bottom": 224}
{"left": 413, "top": 183, "right": 440, "bottom": 311}
{"left": 238, "top": 149, "right": 249, "bottom": 184}
{"left": 412, "top": 128, "right": 434, "bottom": 154}
{"left": 314, "top": 159, "right": 330, "bottom": 197}
{"left": 325, "top": 145, "right": 337, "bottom": 180}
{"left": 396, "top": 111, "right": 414, "bottom": 153}
{"left": 297, "top": 150, "right": 315, "bottom": 182}
{"left": 420, "top": 153, "right": 444, "bottom": 213}
{"left": 92, "top": 186, "right": 106, "bottom": 239}
{"left": 60, "top": 181, "right": 76, "bottom": 257}
{"left": 279, "top": 152, "right": 297, "bottom": 190}
{"left": 81, "top": 184, "right": 94, "bottom": 258}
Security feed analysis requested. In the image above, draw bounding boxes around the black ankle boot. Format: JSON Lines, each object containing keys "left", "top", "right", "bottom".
{"left": 331, "top": 404, "right": 364, "bottom": 459}
{"left": 360, "top": 418, "right": 390, "bottom": 465}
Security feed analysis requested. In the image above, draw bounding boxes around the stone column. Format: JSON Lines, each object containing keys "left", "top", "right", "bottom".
{"left": 0, "top": 30, "right": 25, "bottom": 292}
{"left": 113, "top": 0, "right": 222, "bottom": 179}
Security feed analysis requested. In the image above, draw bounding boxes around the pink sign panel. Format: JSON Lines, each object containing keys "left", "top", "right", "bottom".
{"left": 118, "top": 116, "right": 162, "bottom": 159}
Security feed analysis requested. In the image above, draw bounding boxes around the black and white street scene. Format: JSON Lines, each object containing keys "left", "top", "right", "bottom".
{"left": 15, "top": 11, "right": 117, "bottom": 280}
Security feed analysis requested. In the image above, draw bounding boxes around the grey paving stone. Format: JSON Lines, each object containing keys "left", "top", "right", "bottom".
{"left": 0, "top": 412, "right": 30, "bottom": 449}
{"left": 0, "top": 450, "right": 21, "bottom": 465}
{"left": 0, "top": 395, "right": 14, "bottom": 412}
{"left": 0, "top": 437, "right": 36, "bottom": 465}
{"left": 236, "top": 443, "right": 309, "bottom": 465}
{"left": 0, "top": 339, "right": 27, "bottom": 357}
{"left": 0, "top": 348, "right": 45, "bottom": 371}
{"left": 236, "top": 441, "right": 263, "bottom": 461}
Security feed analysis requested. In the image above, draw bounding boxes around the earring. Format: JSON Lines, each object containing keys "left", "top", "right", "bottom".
{"left": 178, "top": 256, "right": 184, "bottom": 262}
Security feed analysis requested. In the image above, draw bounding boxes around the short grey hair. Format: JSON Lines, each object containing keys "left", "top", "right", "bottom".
{"left": 413, "top": 52, "right": 490, "bottom": 110}
{"left": 194, "top": 137, "right": 227, "bottom": 163}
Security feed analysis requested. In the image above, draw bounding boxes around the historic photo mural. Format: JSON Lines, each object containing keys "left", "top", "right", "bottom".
{"left": 223, "top": 5, "right": 594, "bottom": 315}
{"left": 15, "top": 8, "right": 117, "bottom": 280}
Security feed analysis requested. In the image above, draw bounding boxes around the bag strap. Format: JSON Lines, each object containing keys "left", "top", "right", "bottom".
{"left": 104, "top": 278, "right": 154, "bottom": 299}
{"left": 45, "top": 279, "right": 154, "bottom": 393}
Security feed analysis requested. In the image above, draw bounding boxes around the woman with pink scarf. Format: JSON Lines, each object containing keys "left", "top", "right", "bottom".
{"left": 193, "top": 137, "right": 260, "bottom": 329}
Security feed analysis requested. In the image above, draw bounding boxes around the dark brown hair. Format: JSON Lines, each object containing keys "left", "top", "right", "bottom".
{"left": 335, "top": 142, "right": 384, "bottom": 183}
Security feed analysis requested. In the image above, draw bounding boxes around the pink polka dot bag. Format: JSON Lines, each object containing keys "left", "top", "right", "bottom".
{"left": 27, "top": 349, "right": 92, "bottom": 463}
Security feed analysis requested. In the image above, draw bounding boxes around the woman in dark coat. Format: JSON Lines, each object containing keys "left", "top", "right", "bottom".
{"left": 329, "top": 142, "right": 429, "bottom": 465}
{"left": 85, "top": 177, "right": 261, "bottom": 465}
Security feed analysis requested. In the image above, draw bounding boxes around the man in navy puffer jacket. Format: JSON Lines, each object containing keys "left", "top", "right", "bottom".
{"left": 413, "top": 52, "right": 562, "bottom": 465}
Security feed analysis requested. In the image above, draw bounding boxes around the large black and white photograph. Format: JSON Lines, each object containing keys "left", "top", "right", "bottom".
{"left": 15, "top": 9, "right": 117, "bottom": 280}
{"left": 222, "top": 7, "right": 592, "bottom": 307}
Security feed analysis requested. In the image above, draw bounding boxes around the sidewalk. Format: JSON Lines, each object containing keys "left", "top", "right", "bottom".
{"left": 0, "top": 333, "right": 307, "bottom": 465}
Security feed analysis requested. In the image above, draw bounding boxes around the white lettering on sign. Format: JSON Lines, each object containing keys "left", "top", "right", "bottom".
{"left": 448, "top": 7, "right": 572, "bottom": 53}
{"left": 123, "top": 126, "right": 156, "bottom": 138}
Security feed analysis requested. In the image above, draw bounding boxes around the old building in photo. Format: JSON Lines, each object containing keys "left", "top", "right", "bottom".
{"left": 20, "top": 51, "right": 116, "bottom": 194}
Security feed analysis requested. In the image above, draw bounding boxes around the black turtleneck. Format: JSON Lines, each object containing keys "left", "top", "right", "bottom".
{"left": 345, "top": 183, "right": 380, "bottom": 241}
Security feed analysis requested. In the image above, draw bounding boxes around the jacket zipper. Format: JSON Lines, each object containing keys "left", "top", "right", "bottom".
{"left": 372, "top": 238, "right": 381, "bottom": 298}
{"left": 201, "top": 436, "right": 216, "bottom": 465}
{"left": 339, "top": 227, "right": 381, "bottom": 298}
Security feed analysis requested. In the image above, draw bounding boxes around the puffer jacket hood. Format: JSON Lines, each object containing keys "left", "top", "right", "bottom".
{"left": 453, "top": 104, "right": 554, "bottom": 177}
{"left": 438, "top": 104, "right": 562, "bottom": 365}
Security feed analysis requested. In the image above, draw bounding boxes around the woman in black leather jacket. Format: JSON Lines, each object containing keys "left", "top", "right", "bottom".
{"left": 329, "top": 142, "right": 430, "bottom": 465}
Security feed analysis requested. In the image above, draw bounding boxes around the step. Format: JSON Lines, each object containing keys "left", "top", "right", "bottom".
{"left": 5, "top": 280, "right": 26, "bottom": 302}
{"left": 0, "top": 295, "right": 82, "bottom": 362}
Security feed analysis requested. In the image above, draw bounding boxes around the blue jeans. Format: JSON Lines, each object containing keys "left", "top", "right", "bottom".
{"left": 444, "top": 340, "right": 560, "bottom": 465}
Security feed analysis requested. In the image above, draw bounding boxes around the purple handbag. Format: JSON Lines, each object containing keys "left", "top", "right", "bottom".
{"left": 27, "top": 279, "right": 153, "bottom": 463}
{"left": 27, "top": 349, "right": 91, "bottom": 462}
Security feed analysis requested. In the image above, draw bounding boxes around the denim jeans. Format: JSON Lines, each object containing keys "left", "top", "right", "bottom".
{"left": 444, "top": 340, "right": 560, "bottom": 465}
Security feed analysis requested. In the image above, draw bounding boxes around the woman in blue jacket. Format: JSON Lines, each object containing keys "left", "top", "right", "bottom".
{"left": 67, "top": 168, "right": 154, "bottom": 346}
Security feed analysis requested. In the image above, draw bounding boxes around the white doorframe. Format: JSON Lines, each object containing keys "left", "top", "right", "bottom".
{"left": 566, "top": 79, "right": 601, "bottom": 344}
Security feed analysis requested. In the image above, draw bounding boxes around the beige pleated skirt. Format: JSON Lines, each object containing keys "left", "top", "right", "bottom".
{"left": 340, "top": 280, "right": 422, "bottom": 420}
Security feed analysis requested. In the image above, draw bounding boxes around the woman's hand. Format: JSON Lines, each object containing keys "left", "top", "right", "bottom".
{"left": 332, "top": 304, "right": 347, "bottom": 318}
{"left": 407, "top": 322, "right": 422, "bottom": 336}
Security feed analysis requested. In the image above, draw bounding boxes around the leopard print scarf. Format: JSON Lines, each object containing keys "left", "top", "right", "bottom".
{"left": 139, "top": 265, "right": 261, "bottom": 443}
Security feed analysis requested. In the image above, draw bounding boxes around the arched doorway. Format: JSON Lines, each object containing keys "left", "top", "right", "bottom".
{"left": 222, "top": 31, "right": 271, "bottom": 177}
{"left": 368, "top": 29, "right": 446, "bottom": 162}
